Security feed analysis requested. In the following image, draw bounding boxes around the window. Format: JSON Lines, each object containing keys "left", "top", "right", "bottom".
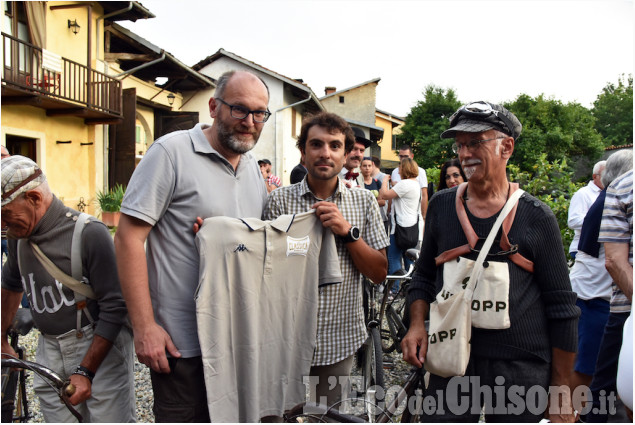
{"left": 6, "top": 134, "right": 36, "bottom": 161}
{"left": 392, "top": 135, "right": 398, "bottom": 150}
{"left": 4, "top": 2, "right": 31, "bottom": 73}
{"left": 339, "top": 96, "right": 344, "bottom": 104}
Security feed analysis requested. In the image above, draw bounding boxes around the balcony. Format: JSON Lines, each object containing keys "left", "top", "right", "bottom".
{"left": 1, "top": 33, "right": 122, "bottom": 124}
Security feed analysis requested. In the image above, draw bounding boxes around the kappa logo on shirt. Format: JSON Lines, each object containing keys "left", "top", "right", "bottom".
{"left": 234, "top": 244, "right": 248, "bottom": 252}
{"left": 286, "top": 236, "right": 310, "bottom": 257}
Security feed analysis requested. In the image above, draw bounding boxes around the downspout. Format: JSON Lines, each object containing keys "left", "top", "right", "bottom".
{"left": 96, "top": 2, "right": 133, "bottom": 61}
{"left": 273, "top": 94, "right": 312, "bottom": 181}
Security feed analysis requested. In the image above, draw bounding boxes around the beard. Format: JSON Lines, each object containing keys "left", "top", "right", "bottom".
{"left": 216, "top": 118, "right": 259, "bottom": 154}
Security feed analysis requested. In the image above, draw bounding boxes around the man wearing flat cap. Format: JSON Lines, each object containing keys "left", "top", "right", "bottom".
{"left": 402, "top": 101, "right": 579, "bottom": 422}
{"left": 340, "top": 126, "right": 370, "bottom": 188}
{"left": 0, "top": 156, "right": 135, "bottom": 422}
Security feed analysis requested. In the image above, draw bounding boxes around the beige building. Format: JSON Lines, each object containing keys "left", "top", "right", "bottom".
{"left": 1, "top": 1, "right": 212, "bottom": 216}
{"left": 375, "top": 108, "right": 404, "bottom": 171}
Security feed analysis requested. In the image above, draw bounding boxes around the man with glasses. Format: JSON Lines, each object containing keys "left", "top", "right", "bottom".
{"left": 114, "top": 70, "right": 270, "bottom": 422}
{"left": 402, "top": 101, "right": 579, "bottom": 422}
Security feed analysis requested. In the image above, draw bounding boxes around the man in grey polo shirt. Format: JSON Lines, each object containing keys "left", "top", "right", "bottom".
{"left": 114, "top": 70, "right": 270, "bottom": 422}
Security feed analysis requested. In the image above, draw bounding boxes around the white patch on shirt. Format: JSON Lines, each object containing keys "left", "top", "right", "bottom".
{"left": 286, "top": 236, "right": 310, "bottom": 256}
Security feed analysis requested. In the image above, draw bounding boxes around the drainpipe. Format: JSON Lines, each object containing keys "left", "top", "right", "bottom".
{"left": 273, "top": 94, "right": 312, "bottom": 180}
{"left": 96, "top": 2, "right": 133, "bottom": 61}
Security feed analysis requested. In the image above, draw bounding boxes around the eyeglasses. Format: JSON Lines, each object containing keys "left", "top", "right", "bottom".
{"left": 451, "top": 136, "right": 505, "bottom": 154}
{"left": 398, "top": 155, "right": 410, "bottom": 160}
{"left": 216, "top": 98, "right": 271, "bottom": 123}
{"left": 449, "top": 101, "right": 516, "bottom": 139}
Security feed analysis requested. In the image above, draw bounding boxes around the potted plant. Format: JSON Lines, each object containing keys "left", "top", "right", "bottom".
{"left": 95, "top": 184, "right": 125, "bottom": 227}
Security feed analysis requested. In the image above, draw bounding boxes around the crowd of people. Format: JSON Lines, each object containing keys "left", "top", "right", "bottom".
{"left": 1, "top": 69, "right": 632, "bottom": 423}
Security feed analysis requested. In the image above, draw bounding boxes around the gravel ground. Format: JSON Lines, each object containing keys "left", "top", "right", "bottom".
{"left": 16, "top": 326, "right": 413, "bottom": 423}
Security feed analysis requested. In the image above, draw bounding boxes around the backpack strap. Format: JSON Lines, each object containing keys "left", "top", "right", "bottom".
{"left": 71, "top": 213, "right": 95, "bottom": 336}
{"left": 434, "top": 182, "right": 534, "bottom": 273}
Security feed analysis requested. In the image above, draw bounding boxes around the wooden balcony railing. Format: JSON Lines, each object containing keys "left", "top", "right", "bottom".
{"left": 2, "top": 32, "right": 122, "bottom": 117}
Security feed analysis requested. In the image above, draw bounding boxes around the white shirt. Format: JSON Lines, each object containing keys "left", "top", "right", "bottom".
{"left": 390, "top": 179, "right": 420, "bottom": 235}
{"left": 391, "top": 167, "right": 427, "bottom": 239}
{"left": 569, "top": 249, "right": 612, "bottom": 301}
{"left": 195, "top": 211, "right": 341, "bottom": 422}
{"left": 567, "top": 181, "right": 602, "bottom": 254}
{"left": 340, "top": 167, "right": 363, "bottom": 188}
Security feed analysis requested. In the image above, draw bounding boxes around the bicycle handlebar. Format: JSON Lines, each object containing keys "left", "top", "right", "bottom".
{"left": 385, "top": 262, "right": 415, "bottom": 281}
{"left": 2, "top": 357, "right": 66, "bottom": 389}
{"left": 2, "top": 356, "right": 82, "bottom": 422}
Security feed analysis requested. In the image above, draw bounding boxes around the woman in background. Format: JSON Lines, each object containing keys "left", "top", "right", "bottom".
{"left": 437, "top": 158, "right": 466, "bottom": 191}
{"left": 380, "top": 158, "right": 420, "bottom": 285}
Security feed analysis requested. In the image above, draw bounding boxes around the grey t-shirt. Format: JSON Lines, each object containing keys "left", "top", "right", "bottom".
{"left": 121, "top": 123, "right": 268, "bottom": 357}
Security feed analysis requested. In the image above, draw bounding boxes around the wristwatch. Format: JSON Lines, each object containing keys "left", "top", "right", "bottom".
{"left": 342, "top": 226, "right": 360, "bottom": 243}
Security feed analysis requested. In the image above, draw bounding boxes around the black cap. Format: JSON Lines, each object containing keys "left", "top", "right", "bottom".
{"left": 351, "top": 127, "right": 371, "bottom": 148}
{"left": 441, "top": 101, "right": 522, "bottom": 140}
{"left": 258, "top": 159, "right": 271, "bottom": 166}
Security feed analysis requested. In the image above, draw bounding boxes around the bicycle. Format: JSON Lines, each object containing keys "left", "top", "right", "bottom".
{"left": 1, "top": 308, "right": 82, "bottom": 422}
{"left": 378, "top": 248, "right": 419, "bottom": 354}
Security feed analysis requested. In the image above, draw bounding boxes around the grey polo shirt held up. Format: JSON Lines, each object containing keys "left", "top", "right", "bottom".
{"left": 195, "top": 211, "right": 342, "bottom": 422}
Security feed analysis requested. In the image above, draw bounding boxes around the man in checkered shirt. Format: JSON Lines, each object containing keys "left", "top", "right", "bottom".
{"left": 263, "top": 111, "right": 389, "bottom": 409}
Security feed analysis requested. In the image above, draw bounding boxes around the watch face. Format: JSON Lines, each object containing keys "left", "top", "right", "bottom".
{"left": 351, "top": 226, "right": 360, "bottom": 239}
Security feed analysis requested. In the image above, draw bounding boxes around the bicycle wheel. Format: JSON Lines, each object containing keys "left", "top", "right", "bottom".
{"left": 380, "top": 305, "right": 398, "bottom": 353}
{"left": 361, "top": 327, "right": 384, "bottom": 393}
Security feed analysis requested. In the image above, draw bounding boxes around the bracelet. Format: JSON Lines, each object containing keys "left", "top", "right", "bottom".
{"left": 72, "top": 365, "right": 95, "bottom": 383}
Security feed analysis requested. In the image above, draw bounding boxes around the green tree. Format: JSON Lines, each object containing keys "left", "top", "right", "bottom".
{"left": 397, "top": 85, "right": 462, "bottom": 169}
{"left": 593, "top": 74, "right": 633, "bottom": 147}
{"left": 508, "top": 154, "right": 584, "bottom": 260}
{"left": 504, "top": 94, "right": 604, "bottom": 173}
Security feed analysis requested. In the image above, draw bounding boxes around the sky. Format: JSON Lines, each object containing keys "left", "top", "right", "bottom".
{"left": 119, "top": 0, "right": 634, "bottom": 118}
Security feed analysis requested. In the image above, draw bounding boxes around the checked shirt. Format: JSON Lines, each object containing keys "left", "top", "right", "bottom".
{"left": 263, "top": 178, "right": 389, "bottom": 366}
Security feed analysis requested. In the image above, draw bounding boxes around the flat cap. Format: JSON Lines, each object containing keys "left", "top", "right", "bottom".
{"left": 441, "top": 101, "right": 522, "bottom": 140}
{"left": 1, "top": 155, "right": 46, "bottom": 207}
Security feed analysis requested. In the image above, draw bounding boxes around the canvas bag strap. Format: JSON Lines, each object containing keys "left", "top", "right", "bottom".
{"left": 29, "top": 242, "right": 97, "bottom": 300}
{"left": 463, "top": 188, "right": 525, "bottom": 300}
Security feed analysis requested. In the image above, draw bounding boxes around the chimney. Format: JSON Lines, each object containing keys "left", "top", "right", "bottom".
{"left": 325, "top": 86, "right": 336, "bottom": 95}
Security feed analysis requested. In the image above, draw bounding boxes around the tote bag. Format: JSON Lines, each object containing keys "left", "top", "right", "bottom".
{"left": 394, "top": 190, "right": 421, "bottom": 250}
{"left": 441, "top": 256, "right": 510, "bottom": 329}
{"left": 425, "top": 189, "right": 524, "bottom": 378}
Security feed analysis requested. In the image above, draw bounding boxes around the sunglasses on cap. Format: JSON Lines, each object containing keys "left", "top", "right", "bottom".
{"left": 449, "top": 101, "right": 516, "bottom": 138}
